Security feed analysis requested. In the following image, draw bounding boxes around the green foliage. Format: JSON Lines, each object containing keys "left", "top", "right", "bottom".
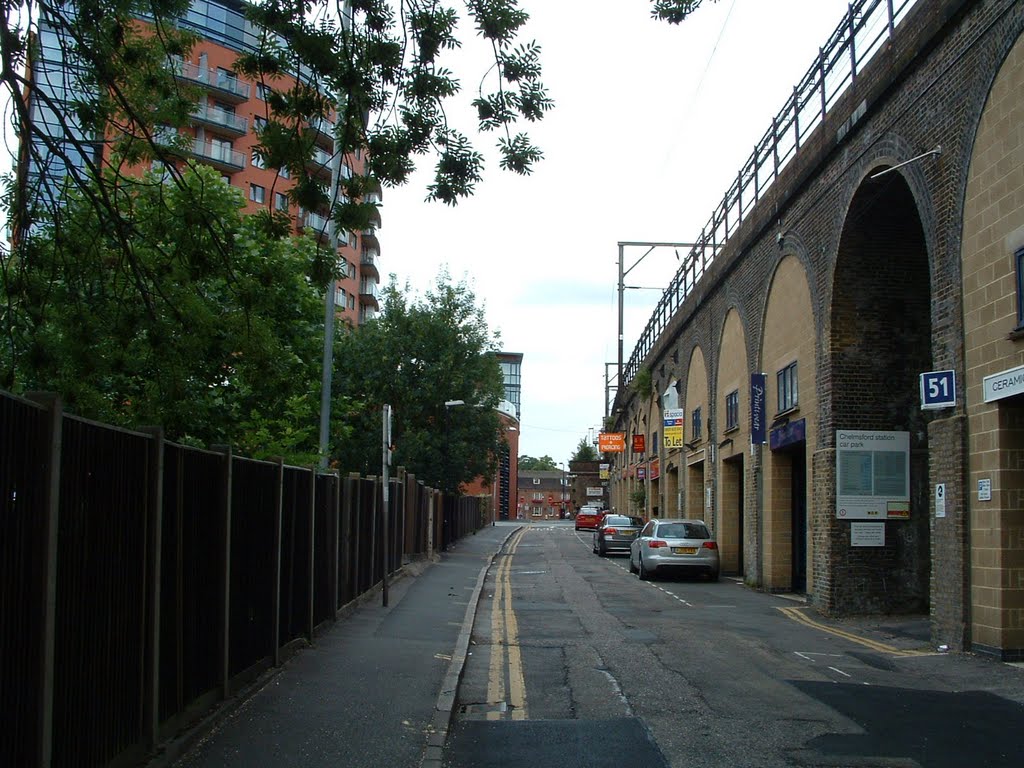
{"left": 630, "top": 486, "right": 647, "bottom": 513}
{"left": 571, "top": 438, "right": 598, "bottom": 462}
{"left": 332, "top": 272, "right": 504, "bottom": 491}
{"left": 518, "top": 455, "right": 557, "bottom": 471}
{"left": 1, "top": 165, "right": 330, "bottom": 462}
{"left": 631, "top": 367, "right": 653, "bottom": 397}
{"left": 650, "top": 0, "right": 716, "bottom": 24}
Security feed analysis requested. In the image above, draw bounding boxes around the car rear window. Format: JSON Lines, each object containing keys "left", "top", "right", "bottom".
{"left": 658, "top": 522, "right": 710, "bottom": 539}
{"left": 604, "top": 516, "right": 634, "bottom": 526}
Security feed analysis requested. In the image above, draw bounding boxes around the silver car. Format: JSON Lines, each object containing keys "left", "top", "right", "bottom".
{"left": 592, "top": 514, "right": 645, "bottom": 556}
{"left": 629, "top": 518, "right": 720, "bottom": 581}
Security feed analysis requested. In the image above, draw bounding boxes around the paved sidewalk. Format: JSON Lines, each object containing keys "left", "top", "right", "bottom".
{"left": 162, "top": 523, "right": 518, "bottom": 768}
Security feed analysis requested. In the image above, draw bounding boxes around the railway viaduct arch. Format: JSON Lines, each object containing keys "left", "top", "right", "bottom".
{"left": 609, "top": 0, "right": 1024, "bottom": 659}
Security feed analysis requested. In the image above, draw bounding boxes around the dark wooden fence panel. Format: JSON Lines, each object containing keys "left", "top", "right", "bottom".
{"left": 52, "top": 417, "right": 150, "bottom": 768}
{"left": 0, "top": 394, "right": 50, "bottom": 767}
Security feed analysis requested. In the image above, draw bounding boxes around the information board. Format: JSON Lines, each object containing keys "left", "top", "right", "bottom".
{"left": 835, "top": 430, "right": 910, "bottom": 520}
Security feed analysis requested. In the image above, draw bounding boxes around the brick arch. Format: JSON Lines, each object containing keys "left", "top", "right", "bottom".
{"left": 715, "top": 308, "right": 751, "bottom": 575}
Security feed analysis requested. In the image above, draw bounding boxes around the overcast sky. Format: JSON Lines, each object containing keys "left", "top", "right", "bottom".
{"left": 382, "top": 0, "right": 853, "bottom": 463}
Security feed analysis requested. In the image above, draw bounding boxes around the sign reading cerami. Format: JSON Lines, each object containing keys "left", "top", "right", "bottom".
{"left": 983, "top": 364, "right": 1024, "bottom": 403}
{"left": 835, "top": 430, "right": 910, "bottom": 520}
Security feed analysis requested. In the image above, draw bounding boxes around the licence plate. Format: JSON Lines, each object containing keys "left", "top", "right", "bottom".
{"left": 672, "top": 547, "right": 697, "bottom": 555}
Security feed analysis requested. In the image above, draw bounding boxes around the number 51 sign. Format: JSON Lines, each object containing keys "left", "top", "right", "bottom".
{"left": 920, "top": 370, "right": 956, "bottom": 409}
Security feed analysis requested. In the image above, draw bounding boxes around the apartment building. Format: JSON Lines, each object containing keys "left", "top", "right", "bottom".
{"left": 24, "top": 0, "right": 379, "bottom": 326}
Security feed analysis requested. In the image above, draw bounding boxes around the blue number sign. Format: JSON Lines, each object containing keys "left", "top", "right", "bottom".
{"left": 920, "top": 370, "right": 956, "bottom": 409}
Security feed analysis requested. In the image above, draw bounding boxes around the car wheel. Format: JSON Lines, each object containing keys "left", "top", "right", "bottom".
{"left": 592, "top": 539, "right": 598, "bottom": 554}
{"left": 628, "top": 556, "right": 638, "bottom": 573}
{"left": 709, "top": 569, "right": 720, "bottom": 582}
{"left": 598, "top": 541, "right": 606, "bottom": 557}
{"left": 638, "top": 555, "right": 651, "bottom": 581}
{"left": 575, "top": 526, "right": 580, "bottom": 531}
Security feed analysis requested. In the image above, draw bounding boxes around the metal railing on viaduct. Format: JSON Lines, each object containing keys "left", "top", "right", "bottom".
{"left": 623, "top": 0, "right": 919, "bottom": 386}
{"left": 1, "top": 389, "right": 487, "bottom": 768}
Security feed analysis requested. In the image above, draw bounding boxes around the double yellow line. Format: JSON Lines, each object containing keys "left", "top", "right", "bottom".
{"left": 778, "top": 606, "right": 926, "bottom": 656}
{"left": 488, "top": 527, "right": 528, "bottom": 720}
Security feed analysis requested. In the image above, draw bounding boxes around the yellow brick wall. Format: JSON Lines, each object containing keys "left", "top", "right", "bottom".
{"left": 962, "top": 32, "right": 1024, "bottom": 653}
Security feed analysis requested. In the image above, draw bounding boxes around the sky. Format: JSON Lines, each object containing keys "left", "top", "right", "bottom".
{"left": 381, "top": 0, "right": 854, "bottom": 464}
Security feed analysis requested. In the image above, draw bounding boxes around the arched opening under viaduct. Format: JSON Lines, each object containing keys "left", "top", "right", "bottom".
{"left": 828, "top": 171, "right": 932, "bottom": 614}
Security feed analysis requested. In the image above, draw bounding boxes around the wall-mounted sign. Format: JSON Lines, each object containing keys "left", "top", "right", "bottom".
{"left": 978, "top": 478, "right": 992, "bottom": 501}
{"left": 599, "top": 463, "right": 609, "bottom": 480}
{"left": 770, "top": 418, "right": 806, "bottom": 451}
{"left": 983, "top": 364, "right": 1024, "bottom": 403}
{"left": 851, "top": 522, "right": 886, "bottom": 547}
{"left": 920, "top": 370, "right": 956, "bottom": 409}
{"left": 751, "top": 373, "right": 767, "bottom": 445}
{"left": 835, "top": 430, "right": 910, "bottom": 520}
{"left": 663, "top": 408, "right": 685, "bottom": 449}
{"left": 637, "top": 466, "right": 646, "bottom": 480}
{"left": 598, "top": 432, "right": 625, "bottom": 452}
{"left": 586, "top": 487, "right": 604, "bottom": 497}
{"left": 632, "top": 434, "right": 646, "bottom": 453}
{"left": 650, "top": 458, "right": 660, "bottom": 480}
{"left": 935, "top": 483, "right": 946, "bottom": 518}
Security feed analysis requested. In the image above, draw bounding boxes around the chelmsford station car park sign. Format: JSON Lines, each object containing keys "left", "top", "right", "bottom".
{"left": 835, "top": 430, "right": 910, "bottom": 520}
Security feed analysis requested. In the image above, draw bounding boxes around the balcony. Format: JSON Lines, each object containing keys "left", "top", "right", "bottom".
{"left": 359, "top": 279, "right": 379, "bottom": 310}
{"left": 170, "top": 58, "right": 251, "bottom": 103}
{"left": 192, "top": 103, "right": 248, "bottom": 136}
{"left": 301, "top": 210, "right": 333, "bottom": 243}
{"left": 360, "top": 247, "right": 380, "bottom": 279}
{"left": 307, "top": 115, "right": 335, "bottom": 148}
{"left": 361, "top": 225, "right": 380, "bottom": 252}
{"left": 306, "top": 146, "right": 334, "bottom": 180}
{"left": 190, "top": 138, "right": 245, "bottom": 172}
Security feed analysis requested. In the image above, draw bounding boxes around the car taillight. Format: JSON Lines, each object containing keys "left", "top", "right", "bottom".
{"left": 648, "top": 540, "right": 667, "bottom": 548}
{"left": 604, "top": 528, "right": 618, "bottom": 535}
{"left": 702, "top": 541, "right": 718, "bottom": 550}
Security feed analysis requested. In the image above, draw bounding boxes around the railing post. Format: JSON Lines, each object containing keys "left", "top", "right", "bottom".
{"left": 28, "top": 393, "right": 61, "bottom": 768}
{"left": 772, "top": 116, "right": 780, "bottom": 179}
{"left": 819, "top": 47, "right": 827, "bottom": 119}
{"left": 793, "top": 86, "right": 801, "bottom": 150}
{"left": 140, "top": 427, "right": 165, "bottom": 753}
{"left": 211, "top": 444, "right": 233, "bottom": 700}
{"left": 848, "top": 3, "right": 858, "bottom": 81}
{"left": 887, "top": 0, "right": 895, "bottom": 37}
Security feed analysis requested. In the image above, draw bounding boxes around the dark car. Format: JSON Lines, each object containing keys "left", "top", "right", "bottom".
{"left": 593, "top": 514, "right": 645, "bottom": 556}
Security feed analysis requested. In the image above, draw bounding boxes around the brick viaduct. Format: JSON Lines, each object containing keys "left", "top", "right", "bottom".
{"left": 608, "top": 0, "right": 1024, "bottom": 660}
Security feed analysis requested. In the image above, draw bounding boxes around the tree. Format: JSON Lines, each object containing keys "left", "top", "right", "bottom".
{"left": 518, "top": 455, "right": 557, "bottom": 471}
{"left": 571, "top": 438, "right": 597, "bottom": 462}
{"left": 0, "top": 164, "right": 332, "bottom": 462}
{"left": 651, "top": 0, "right": 718, "bottom": 24}
{"left": 331, "top": 272, "right": 504, "bottom": 492}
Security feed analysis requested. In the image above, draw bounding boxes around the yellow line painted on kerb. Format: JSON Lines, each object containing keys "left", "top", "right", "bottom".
{"left": 777, "top": 606, "right": 926, "bottom": 656}
{"left": 487, "top": 527, "right": 529, "bottom": 720}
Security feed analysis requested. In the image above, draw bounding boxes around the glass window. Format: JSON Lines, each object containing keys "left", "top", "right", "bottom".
{"left": 777, "top": 362, "right": 798, "bottom": 412}
{"left": 275, "top": 192, "right": 288, "bottom": 211}
{"left": 249, "top": 183, "right": 265, "bottom": 203}
{"left": 691, "top": 406, "right": 702, "bottom": 440}
{"left": 658, "top": 522, "right": 710, "bottom": 539}
{"left": 251, "top": 149, "right": 265, "bottom": 169}
{"left": 1017, "top": 247, "right": 1024, "bottom": 329}
{"left": 726, "top": 390, "right": 739, "bottom": 431}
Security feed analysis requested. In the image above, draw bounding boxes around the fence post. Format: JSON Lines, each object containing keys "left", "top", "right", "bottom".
{"left": 329, "top": 472, "right": 339, "bottom": 619}
{"left": 272, "top": 458, "right": 284, "bottom": 666}
{"left": 140, "top": 427, "right": 165, "bottom": 752}
{"left": 212, "top": 445, "right": 233, "bottom": 699}
{"left": 27, "top": 393, "right": 61, "bottom": 768}
{"left": 307, "top": 467, "right": 316, "bottom": 642}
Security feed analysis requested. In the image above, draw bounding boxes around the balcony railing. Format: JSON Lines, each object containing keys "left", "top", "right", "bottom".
{"left": 622, "top": 0, "right": 920, "bottom": 386}
{"left": 192, "top": 103, "right": 248, "bottom": 135}
{"left": 170, "top": 57, "right": 251, "bottom": 101}
{"left": 190, "top": 138, "right": 245, "bottom": 171}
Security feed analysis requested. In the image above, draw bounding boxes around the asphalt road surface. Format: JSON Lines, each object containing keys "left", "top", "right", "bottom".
{"left": 445, "top": 522, "right": 1024, "bottom": 768}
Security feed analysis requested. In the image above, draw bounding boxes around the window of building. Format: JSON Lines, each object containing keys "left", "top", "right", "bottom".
{"left": 1016, "top": 247, "right": 1024, "bottom": 329}
{"left": 335, "top": 285, "right": 345, "bottom": 307}
{"left": 725, "top": 390, "right": 739, "bottom": 432}
{"left": 253, "top": 115, "right": 267, "bottom": 132}
{"left": 274, "top": 192, "right": 288, "bottom": 212}
{"left": 257, "top": 82, "right": 273, "bottom": 101}
{"left": 691, "top": 407, "right": 702, "bottom": 441}
{"left": 251, "top": 149, "right": 265, "bottom": 169}
{"left": 249, "top": 183, "right": 265, "bottom": 204}
{"left": 348, "top": 294, "right": 356, "bottom": 310}
{"left": 777, "top": 362, "right": 798, "bottom": 412}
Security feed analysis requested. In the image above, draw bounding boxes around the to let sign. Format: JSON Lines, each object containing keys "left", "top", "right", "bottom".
{"left": 920, "top": 370, "right": 956, "bottom": 409}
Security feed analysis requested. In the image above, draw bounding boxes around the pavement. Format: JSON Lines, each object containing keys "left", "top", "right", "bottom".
{"left": 155, "top": 521, "right": 519, "bottom": 768}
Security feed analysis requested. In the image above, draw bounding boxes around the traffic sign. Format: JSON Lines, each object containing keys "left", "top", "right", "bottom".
{"left": 920, "top": 370, "right": 956, "bottom": 409}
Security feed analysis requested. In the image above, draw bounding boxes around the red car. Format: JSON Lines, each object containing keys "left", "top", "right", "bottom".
{"left": 574, "top": 507, "right": 605, "bottom": 531}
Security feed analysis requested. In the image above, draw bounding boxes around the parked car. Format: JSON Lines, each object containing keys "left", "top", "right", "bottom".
{"left": 593, "top": 514, "right": 645, "bottom": 556}
{"left": 574, "top": 506, "right": 605, "bottom": 531}
{"left": 629, "top": 518, "right": 719, "bottom": 581}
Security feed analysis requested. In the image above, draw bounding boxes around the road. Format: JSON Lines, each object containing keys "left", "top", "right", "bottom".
{"left": 444, "top": 522, "right": 1024, "bottom": 768}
